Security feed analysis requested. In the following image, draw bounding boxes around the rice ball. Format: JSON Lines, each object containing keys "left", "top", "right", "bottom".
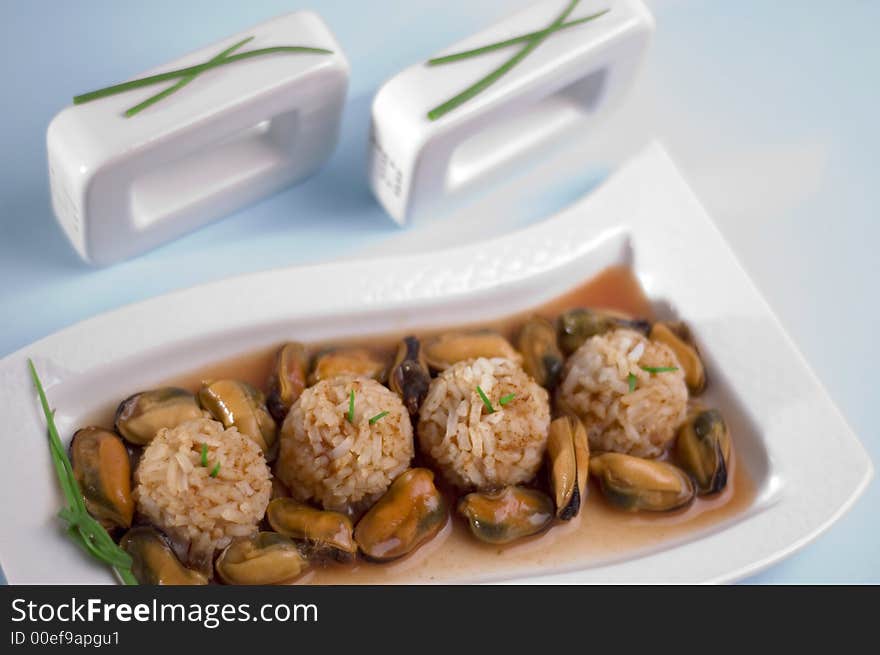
{"left": 417, "top": 357, "right": 550, "bottom": 490}
{"left": 275, "top": 376, "right": 414, "bottom": 514}
{"left": 557, "top": 328, "right": 687, "bottom": 457}
{"left": 134, "top": 418, "right": 272, "bottom": 573}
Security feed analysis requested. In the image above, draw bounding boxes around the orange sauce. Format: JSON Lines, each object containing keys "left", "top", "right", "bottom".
{"left": 164, "top": 265, "right": 755, "bottom": 583}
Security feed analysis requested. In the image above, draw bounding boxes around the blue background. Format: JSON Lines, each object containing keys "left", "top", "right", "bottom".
{"left": 0, "top": 0, "right": 877, "bottom": 582}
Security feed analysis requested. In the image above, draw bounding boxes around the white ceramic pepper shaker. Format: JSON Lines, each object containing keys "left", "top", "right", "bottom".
{"left": 47, "top": 11, "right": 350, "bottom": 265}
{"left": 368, "top": 0, "right": 653, "bottom": 225}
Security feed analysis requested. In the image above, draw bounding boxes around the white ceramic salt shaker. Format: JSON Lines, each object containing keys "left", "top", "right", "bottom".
{"left": 47, "top": 11, "right": 349, "bottom": 265}
{"left": 368, "top": 0, "right": 653, "bottom": 224}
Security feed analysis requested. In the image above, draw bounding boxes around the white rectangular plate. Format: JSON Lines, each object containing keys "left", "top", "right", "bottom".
{"left": 0, "top": 143, "right": 871, "bottom": 584}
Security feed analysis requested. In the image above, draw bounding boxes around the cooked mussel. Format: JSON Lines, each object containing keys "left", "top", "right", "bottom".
{"left": 215, "top": 532, "right": 308, "bottom": 585}
{"left": 457, "top": 486, "right": 553, "bottom": 544}
{"left": 518, "top": 316, "right": 564, "bottom": 390}
{"left": 675, "top": 408, "right": 730, "bottom": 495}
{"left": 589, "top": 453, "right": 695, "bottom": 512}
{"left": 354, "top": 468, "right": 447, "bottom": 561}
{"left": 70, "top": 427, "right": 133, "bottom": 530}
{"left": 119, "top": 526, "right": 208, "bottom": 585}
{"left": 266, "top": 342, "right": 308, "bottom": 423}
{"left": 650, "top": 322, "right": 706, "bottom": 394}
{"left": 114, "top": 387, "right": 203, "bottom": 446}
{"left": 547, "top": 416, "right": 590, "bottom": 520}
{"left": 266, "top": 497, "right": 357, "bottom": 562}
{"left": 557, "top": 308, "right": 651, "bottom": 355}
{"left": 271, "top": 477, "right": 291, "bottom": 500}
{"left": 388, "top": 336, "right": 431, "bottom": 416}
{"left": 423, "top": 331, "right": 522, "bottom": 371}
{"left": 199, "top": 379, "right": 277, "bottom": 457}
{"left": 309, "top": 347, "right": 388, "bottom": 385}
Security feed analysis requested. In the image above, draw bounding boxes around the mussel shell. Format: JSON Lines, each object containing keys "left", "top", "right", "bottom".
{"left": 518, "top": 316, "right": 564, "bottom": 390}
{"left": 388, "top": 336, "right": 431, "bottom": 416}
{"left": 546, "top": 416, "right": 590, "bottom": 520}
{"left": 423, "top": 331, "right": 521, "bottom": 371}
{"left": 215, "top": 532, "right": 307, "bottom": 585}
{"left": 557, "top": 308, "right": 651, "bottom": 355}
{"left": 114, "top": 387, "right": 203, "bottom": 446}
{"left": 457, "top": 486, "right": 554, "bottom": 544}
{"left": 675, "top": 408, "right": 730, "bottom": 495}
{"left": 266, "top": 498, "right": 356, "bottom": 562}
{"left": 354, "top": 468, "right": 448, "bottom": 561}
{"left": 650, "top": 322, "right": 706, "bottom": 394}
{"left": 266, "top": 342, "right": 308, "bottom": 423}
{"left": 271, "top": 477, "right": 292, "bottom": 500}
{"left": 309, "top": 347, "right": 388, "bottom": 386}
{"left": 199, "top": 379, "right": 278, "bottom": 458}
{"left": 589, "top": 453, "right": 695, "bottom": 512}
{"left": 119, "top": 526, "right": 208, "bottom": 585}
{"left": 70, "top": 427, "right": 134, "bottom": 531}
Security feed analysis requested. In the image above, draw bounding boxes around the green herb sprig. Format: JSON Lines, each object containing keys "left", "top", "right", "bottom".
{"left": 123, "top": 36, "right": 252, "bottom": 117}
{"left": 369, "top": 411, "right": 390, "bottom": 425}
{"left": 627, "top": 373, "right": 638, "bottom": 392}
{"left": 427, "top": 10, "right": 608, "bottom": 66}
{"left": 347, "top": 390, "right": 356, "bottom": 423}
{"left": 73, "top": 38, "right": 333, "bottom": 117}
{"left": 476, "top": 387, "right": 516, "bottom": 413}
{"left": 426, "top": 1, "right": 608, "bottom": 120}
{"left": 628, "top": 366, "right": 678, "bottom": 392}
{"left": 640, "top": 366, "right": 679, "bottom": 374}
{"left": 476, "top": 385, "right": 495, "bottom": 413}
{"left": 199, "top": 442, "right": 221, "bottom": 477}
{"left": 27, "top": 360, "right": 137, "bottom": 585}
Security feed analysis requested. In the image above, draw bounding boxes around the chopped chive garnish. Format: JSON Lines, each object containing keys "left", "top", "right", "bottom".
{"left": 369, "top": 411, "right": 390, "bottom": 425}
{"left": 347, "top": 390, "right": 356, "bottom": 423}
{"left": 200, "top": 443, "right": 208, "bottom": 467}
{"left": 640, "top": 366, "right": 679, "bottom": 374}
{"left": 426, "top": 1, "right": 608, "bottom": 120}
{"left": 499, "top": 393, "right": 516, "bottom": 406}
{"left": 476, "top": 385, "right": 495, "bottom": 413}
{"left": 124, "top": 36, "right": 253, "bottom": 117}
{"left": 209, "top": 462, "right": 221, "bottom": 478}
{"left": 73, "top": 40, "right": 334, "bottom": 116}
{"left": 427, "top": 10, "right": 608, "bottom": 66}
{"left": 627, "top": 373, "right": 638, "bottom": 392}
{"left": 27, "top": 359, "right": 137, "bottom": 585}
